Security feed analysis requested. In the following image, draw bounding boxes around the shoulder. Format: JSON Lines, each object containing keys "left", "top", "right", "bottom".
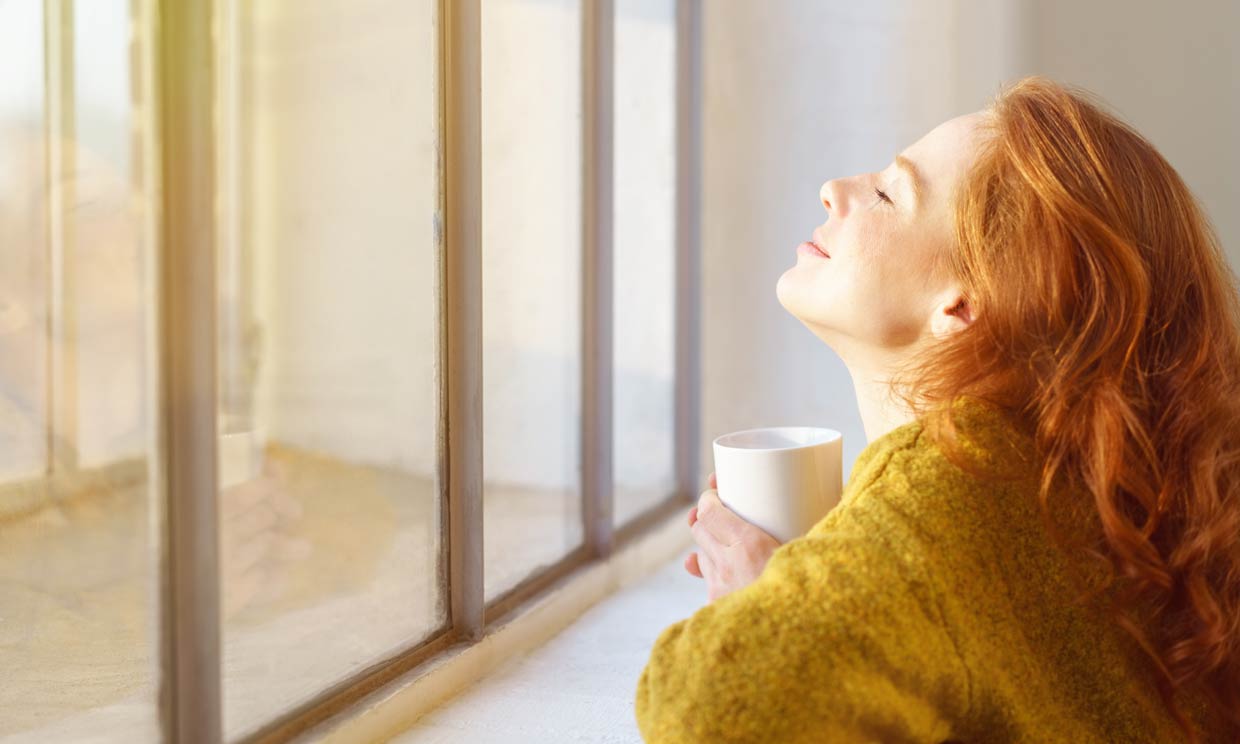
{"left": 810, "top": 396, "right": 1042, "bottom": 549}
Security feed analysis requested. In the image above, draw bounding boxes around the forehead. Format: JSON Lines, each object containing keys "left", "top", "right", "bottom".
{"left": 902, "top": 111, "right": 992, "bottom": 188}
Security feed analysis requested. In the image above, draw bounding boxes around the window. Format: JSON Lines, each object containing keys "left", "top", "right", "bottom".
{"left": 213, "top": 1, "right": 445, "bottom": 737}
{"left": 480, "top": 0, "right": 585, "bottom": 603}
{"left": 613, "top": 0, "right": 679, "bottom": 529}
{"left": 1, "top": 0, "right": 162, "bottom": 739}
{"left": 0, "top": 0, "right": 699, "bottom": 740}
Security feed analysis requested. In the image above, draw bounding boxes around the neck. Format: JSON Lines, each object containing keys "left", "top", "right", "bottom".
{"left": 842, "top": 353, "right": 918, "bottom": 445}
{"left": 793, "top": 317, "right": 922, "bottom": 444}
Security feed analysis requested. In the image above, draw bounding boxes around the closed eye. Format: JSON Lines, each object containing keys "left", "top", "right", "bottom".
{"left": 873, "top": 187, "right": 892, "bottom": 205}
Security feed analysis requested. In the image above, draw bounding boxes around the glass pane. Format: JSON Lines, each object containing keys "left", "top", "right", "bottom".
{"left": 0, "top": 0, "right": 162, "bottom": 739}
{"left": 215, "top": 1, "right": 445, "bottom": 737}
{"left": 613, "top": 0, "right": 678, "bottom": 528}
{"left": 481, "top": 0, "right": 584, "bottom": 602}
{"left": 0, "top": 0, "right": 49, "bottom": 485}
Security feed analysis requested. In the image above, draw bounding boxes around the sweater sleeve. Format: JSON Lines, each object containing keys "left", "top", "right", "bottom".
{"left": 634, "top": 481, "right": 972, "bottom": 743}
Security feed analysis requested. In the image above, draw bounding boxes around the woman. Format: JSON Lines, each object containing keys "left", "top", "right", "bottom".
{"left": 636, "top": 75, "right": 1239, "bottom": 743}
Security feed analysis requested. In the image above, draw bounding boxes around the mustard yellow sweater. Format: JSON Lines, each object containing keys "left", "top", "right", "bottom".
{"left": 635, "top": 396, "right": 1221, "bottom": 743}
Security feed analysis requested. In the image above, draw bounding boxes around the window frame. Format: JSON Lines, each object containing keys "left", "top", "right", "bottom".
{"left": 152, "top": 0, "right": 702, "bottom": 741}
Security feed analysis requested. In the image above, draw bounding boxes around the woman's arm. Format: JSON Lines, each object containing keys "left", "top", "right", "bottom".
{"left": 635, "top": 482, "right": 972, "bottom": 743}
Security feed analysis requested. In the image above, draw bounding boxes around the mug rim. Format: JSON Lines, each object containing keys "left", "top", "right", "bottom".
{"left": 713, "top": 425, "right": 842, "bottom": 451}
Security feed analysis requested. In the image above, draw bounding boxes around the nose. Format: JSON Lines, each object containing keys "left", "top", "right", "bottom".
{"left": 819, "top": 180, "right": 834, "bottom": 216}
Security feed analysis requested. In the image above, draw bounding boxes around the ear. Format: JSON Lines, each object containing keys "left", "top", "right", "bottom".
{"left": 930, "top": 289, "right": 974, "bottom": 339}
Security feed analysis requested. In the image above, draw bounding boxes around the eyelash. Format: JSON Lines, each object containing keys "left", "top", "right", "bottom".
{"left": 873, "top": 187, "right": 892, "bottom": 205}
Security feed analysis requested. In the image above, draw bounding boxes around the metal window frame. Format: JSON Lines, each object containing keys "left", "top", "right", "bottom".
{"left": 583, "top": 0, "right": 616, "bottom": 561}
{"left": 156, "top": 0, "right": 223, "bottom": 740}
{"left": 43, "top": 0, "right": 80, "bottom": 476}
{"left": 674, "top": 0, "right": 703, "bottom": 507}
{"left": 148, "top": 0, "right": 702, "bottom": 740}
{"left": 443, "top": 0, "right": 485, "bottom": 649}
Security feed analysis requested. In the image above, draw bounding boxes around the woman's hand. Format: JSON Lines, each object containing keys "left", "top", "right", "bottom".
{"left": 220, "top": 458, "right": 312, "bottom": 621}
{"left": 684, "top": 471, "right": 783, "bottom": 602}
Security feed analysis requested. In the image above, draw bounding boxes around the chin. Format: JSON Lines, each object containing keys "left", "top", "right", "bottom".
{"left": 775, "top": 270, "right": 819, "bottom": 322}
{"left": 775, "top": 268, "right": 799, "bottom": 308}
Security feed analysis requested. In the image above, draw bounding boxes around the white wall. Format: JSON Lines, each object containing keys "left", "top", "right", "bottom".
{"left": 1031, "top": 0, "right": 1240, "bottom": 271}
{"left": 697, "top": 0, "right": 1238, "bottom": 483}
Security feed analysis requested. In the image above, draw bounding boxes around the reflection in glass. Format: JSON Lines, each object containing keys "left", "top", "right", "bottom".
{"left": 215, "top": 1, "right": 445, "bottom": 737}
{"left": 0, "top": 0, "right": 162, "bottom": 739}
{"left": 481, "top": 0, "right": 585, "bottom": 601}
{"left": 613, "top": 0, "right": 678, "bottom": 528}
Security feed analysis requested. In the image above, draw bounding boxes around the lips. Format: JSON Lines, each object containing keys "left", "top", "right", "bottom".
{"left": 810, "top": 227, "right": 830, "bottom": 258}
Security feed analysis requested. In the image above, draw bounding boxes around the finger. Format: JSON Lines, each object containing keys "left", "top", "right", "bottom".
{"left": 220, "top": 476, "right": 273, "bottom": 513}
{"left": 684, "top": 551, "right": 703, "bottom": 578}
{"left": 264, "top": 457, "right": 290, "bottom": 481}
{"left": 222, "top": 566, "right": 263, "bottom": 619}
{"left": 256, "top": 565, "right": 292, "bottom": 602}
{"left": 224, "top": 500, "right": 279, "bottom": 541}
{"left": 222, "top": 531, "right": 275, "bottom": 578}
{"left": 708, "top": 472, "right": 716, "bottom": 489}
{"left": 269, "top": 488, "right": 305, "bottom": 521}
{"left": 690, "top": 515, "right": 728, "bottom": 568}
{"left": 687, "top": 506, "right": 698, "bottom": 526}
{"left": 697, "top": 549, "right": 718, "bottom": 594}
{"left": 272, "top": 534, "right": 313, "bottom": 562}
{"left": 696, "top": 489, "right": 749, "bottom": 546}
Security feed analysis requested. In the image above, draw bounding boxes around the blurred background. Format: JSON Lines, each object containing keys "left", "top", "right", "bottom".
{"left": 0, "top": 0, "right": 1236, "bottom": 741}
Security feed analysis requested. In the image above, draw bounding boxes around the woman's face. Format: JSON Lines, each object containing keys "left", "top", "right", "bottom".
{"left": 776, "top": 110, "right": 992, "bottom": 353}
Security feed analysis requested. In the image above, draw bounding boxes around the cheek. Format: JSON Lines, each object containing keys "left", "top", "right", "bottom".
{"left": 846, "top": 225, "right": 935, "bottom": 341}
{"left": 847, "top": 222, "right": 900, "bottom": 295}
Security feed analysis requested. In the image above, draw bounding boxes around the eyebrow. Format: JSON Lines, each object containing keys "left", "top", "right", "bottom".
{"left": 893, "top": 154, "right": 924, "bottom": 205}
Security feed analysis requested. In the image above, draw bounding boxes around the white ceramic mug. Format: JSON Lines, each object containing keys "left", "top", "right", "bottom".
{"left": 711, "top": 426, "right": 843, "bottom": 544}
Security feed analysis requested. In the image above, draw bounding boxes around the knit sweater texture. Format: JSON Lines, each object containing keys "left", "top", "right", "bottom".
{"left": 635, "top": 395, "right": 1222, "bottom": 743}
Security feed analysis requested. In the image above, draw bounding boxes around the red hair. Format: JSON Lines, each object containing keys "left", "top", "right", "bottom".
{"left": 893, "top": 76, "right": 1240, "bottom": 741}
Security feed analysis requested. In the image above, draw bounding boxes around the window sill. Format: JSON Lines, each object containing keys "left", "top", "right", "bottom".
{"left": 297, "top": 505, "right": 697, "bottom": 743}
